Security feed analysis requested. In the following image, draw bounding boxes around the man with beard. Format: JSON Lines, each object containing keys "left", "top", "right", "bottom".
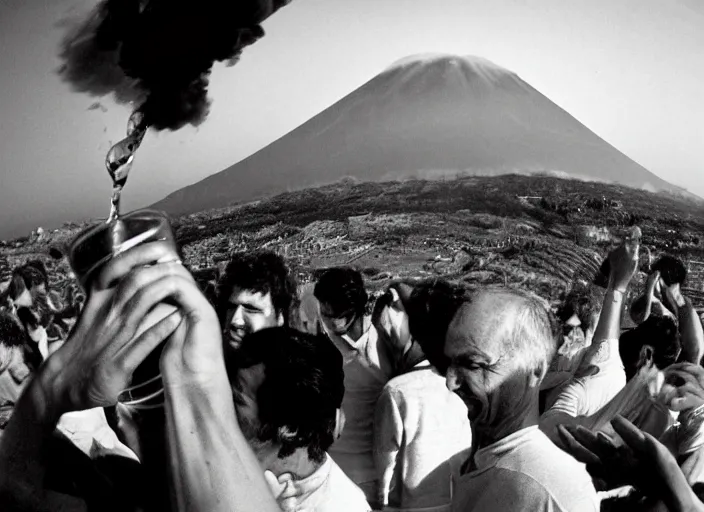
{"left": 216, "top": 250, "right": 299, "bottom": 352}
{"left": 445, "top": 287, "right": 599, "bottom": 512}
{"left": 230, "top": 327, "right": 371, "bottom": 512}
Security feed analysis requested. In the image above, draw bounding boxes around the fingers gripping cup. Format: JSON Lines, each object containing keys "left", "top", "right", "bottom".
{"left": 68, "top": 209, "right": 180, "bottom": 409}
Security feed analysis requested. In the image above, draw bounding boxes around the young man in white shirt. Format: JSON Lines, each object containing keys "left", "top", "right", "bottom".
{"left": 313, "top": 268, "right": 396, "bottom": 507}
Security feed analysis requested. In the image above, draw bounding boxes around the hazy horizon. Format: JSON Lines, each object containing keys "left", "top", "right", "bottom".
{"left": 1, "top": 0, "right": 702, "bottom": 239}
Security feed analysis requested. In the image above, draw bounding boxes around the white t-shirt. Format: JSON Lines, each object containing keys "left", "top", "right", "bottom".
{"left": 544, "top": 338, "right": 626, "bottom": 416}
{"left": 375, "top": 363, "right": 472, "bottom": 511}
{"left": 265, "top": 454, "right": 372, "bottom": 512}
{"left": 452, "top": 426, "right": 599, "bottom": 512}
{"left": 324, "top": 315, "right": 394, "bottom": 486}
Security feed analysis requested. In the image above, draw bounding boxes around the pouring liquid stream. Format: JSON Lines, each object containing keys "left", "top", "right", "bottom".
{"left": 105, "top": 110, "right": 148, "bottom": 252}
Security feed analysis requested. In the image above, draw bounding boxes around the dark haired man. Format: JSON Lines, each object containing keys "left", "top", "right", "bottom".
{"left": 313, "top": 267, "right": 395, "bottom": 506}
{"left": 216, "top": 250, "right": 299, "bottom": 352}
{"left": 231, "top": 327, "right": 371, "bottom": 512}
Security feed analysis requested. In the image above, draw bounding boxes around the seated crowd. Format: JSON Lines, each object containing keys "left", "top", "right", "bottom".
{"left": 1, "top": 228, "right": 704, "bottom": 512}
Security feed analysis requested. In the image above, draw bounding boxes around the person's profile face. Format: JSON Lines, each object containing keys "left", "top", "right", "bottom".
{"left": 318, "top": 301, "right": 355, "bottom": 336}
{"left": 444, "top": 297, "right": 529, "bottom": 431}
{"left": 225, "top": 287, "right": 282, "bottom": 351}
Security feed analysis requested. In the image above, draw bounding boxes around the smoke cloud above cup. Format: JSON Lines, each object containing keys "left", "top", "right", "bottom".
{"left": 57, "top": 0, "right": 292, "bottom": 131}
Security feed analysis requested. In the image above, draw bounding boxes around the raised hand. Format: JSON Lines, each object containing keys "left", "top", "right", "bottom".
{"left": 558, "top": 416, "right": 702, "bottom": 511}
{"left": 659, "top": 363, "right": 704, "bottom": 413}
{"left": 662, "top": 280, "right": 687, "bottom": 318}
{"left": 157, "top": 273, "right": 227, "bottom": 391}
{"left": 647, "top": 270, "right": 662, "bottom": 300}
{"left": 608, "top": 227, "right": 641, "bottom": 293}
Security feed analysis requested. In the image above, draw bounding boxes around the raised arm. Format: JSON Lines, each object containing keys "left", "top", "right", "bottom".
{"left": 590, "top": 229, "right": 640, "bottom": 350}
{"left": 541, "top": 362, "right": 670, "bottom": 448}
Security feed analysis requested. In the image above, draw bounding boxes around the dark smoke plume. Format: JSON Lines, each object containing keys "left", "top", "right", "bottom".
{"left": 57, "top": 0, "right": 292, "bottom": 131}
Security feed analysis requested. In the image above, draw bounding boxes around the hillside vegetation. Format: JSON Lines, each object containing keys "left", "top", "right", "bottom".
{"left": 4, "top": 174, "right": 704, "bottom": 317}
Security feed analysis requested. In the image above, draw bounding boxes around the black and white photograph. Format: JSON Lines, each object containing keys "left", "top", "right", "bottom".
{"left": 0, "top": 1, "right": 703, "bottom": 511}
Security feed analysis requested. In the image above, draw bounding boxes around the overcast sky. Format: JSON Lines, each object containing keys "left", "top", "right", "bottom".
{"left": 0, "top": 0, "right": 702, "bottom": 239}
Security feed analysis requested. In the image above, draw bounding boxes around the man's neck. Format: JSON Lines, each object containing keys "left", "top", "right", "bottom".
{"left": 475, "top": 400, "right": 540, "bottom": 449}
{"left": 261, "top": 448, "right": 323, "bottom": 481}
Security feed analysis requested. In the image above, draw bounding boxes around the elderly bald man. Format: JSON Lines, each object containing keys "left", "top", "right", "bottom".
{"left": 445, "top": 287, "right": 599, "bottom": 512}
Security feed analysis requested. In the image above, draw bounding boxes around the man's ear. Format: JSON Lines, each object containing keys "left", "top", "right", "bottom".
{"left": 277, "top": 311, "right": 285, "bottom": 327}
{"left": 530, "top": 360, "right": 548, "bottom": 387}
{"left": 639, "top": 345, "right": 655, "bottom": 369}
{"left": 333, "top": 408, "right": 345, "bottom": 440}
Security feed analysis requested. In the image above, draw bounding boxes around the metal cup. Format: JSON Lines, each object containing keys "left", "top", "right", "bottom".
{"left": 68, "top": 209, "right": 179, "bottom": 409}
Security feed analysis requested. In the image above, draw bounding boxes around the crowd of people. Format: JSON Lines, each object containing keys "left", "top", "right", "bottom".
{"left": 1, "top": 227, "right": 704, "bottom": 512}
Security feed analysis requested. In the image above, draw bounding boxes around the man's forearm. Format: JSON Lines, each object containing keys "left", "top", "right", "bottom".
{"left": 542, "top": 367, "right": 665, "bottom": 449}
{"left": 591, "top": 289, "right": 624, "bottom": 351}
{"left": 0, "top": 374, "right": 66, "bottom": 508}
{"left": 163, "top": 377, "right": 279, "bottom": 512}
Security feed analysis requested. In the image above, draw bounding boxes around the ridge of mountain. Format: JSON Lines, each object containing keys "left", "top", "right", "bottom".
{"left": 152, "top": 54, "right": 694, "bottom": 216}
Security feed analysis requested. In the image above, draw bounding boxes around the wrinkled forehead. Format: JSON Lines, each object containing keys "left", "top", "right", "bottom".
{"left": 228, "top": 286, "right": 274, "bottom": 309}
{"left": 444, "top": 293, "right": 519, "bottom": 359}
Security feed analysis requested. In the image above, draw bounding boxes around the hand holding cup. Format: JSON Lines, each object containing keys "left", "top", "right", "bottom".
{"left": 41, "top": 241, "right": 185, "bottom": 412}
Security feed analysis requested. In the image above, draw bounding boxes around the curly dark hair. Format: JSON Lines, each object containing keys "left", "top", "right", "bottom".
{"left": 233, "top": 327, "right": 345, "bottom": 463}
{"left": 619, "top": 315, "right": 680, "bottom": 380}
{"left": 652, "top": 255, "right": 687, "bottom": 286}
{"left": 313, "top": 267, "right": 367, "bottom": 319}
{"left": 215, "top": 251, "right": 298, "bottom": 326}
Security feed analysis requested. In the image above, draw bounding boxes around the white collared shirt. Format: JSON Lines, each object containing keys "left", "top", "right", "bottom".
{"left": 322, "top": 315, "right": 394, "bottom": 486}
{"left": 266, "top": 454, "right": 371, "bottom": 512}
